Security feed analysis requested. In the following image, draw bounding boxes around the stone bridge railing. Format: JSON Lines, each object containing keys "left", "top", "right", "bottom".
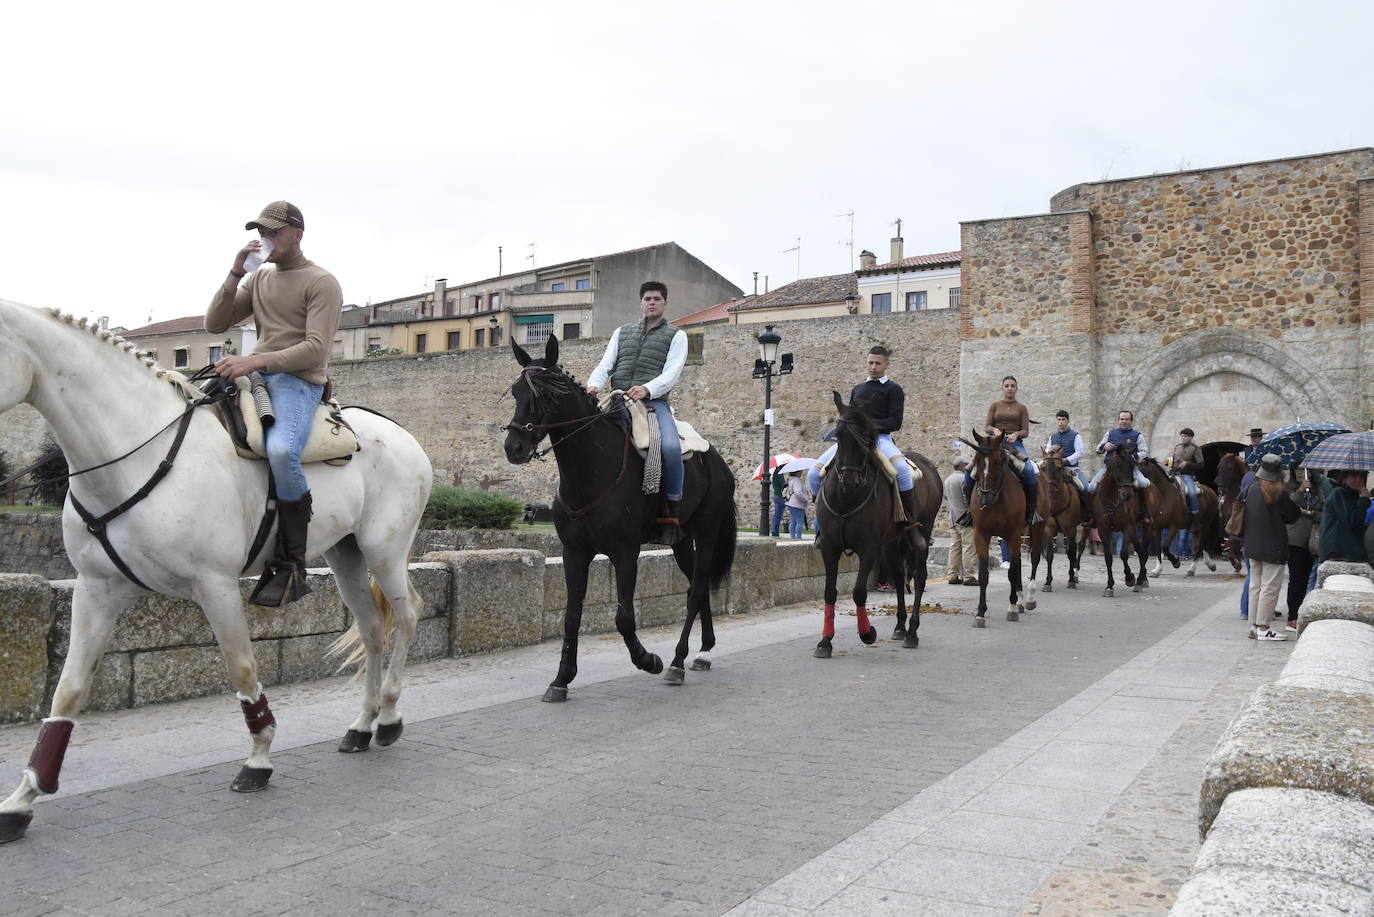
{"left": 0, "top": 539, "right": 883, "bottom": 724}
{"left": 1170, "top": 561, "right": 1374, "bottom": 914}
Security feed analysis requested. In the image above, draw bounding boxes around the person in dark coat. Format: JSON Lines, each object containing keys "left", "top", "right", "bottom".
{"left": 1242, "top": 454, "right": 1300, "bottom": 641}
{"left": 1315, "top": 469, "right": 1369, "bottom": 566}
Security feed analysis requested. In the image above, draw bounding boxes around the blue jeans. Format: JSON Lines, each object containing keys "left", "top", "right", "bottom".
{"left": 771, "top": 494, "right": 786, "bottom": 536}
{"left": 645, "top": 400, "right": 683, "bottom": 501}
{"left": 262, "top": 372, "right": 323, "bottom": 501}
{"left": 1240, "top": 558, "right": 1251, "bottom": 618}
{"left": 812, "top": 433, "right": 911, "bottom": 495}
{"left": 787, "top": 505, "right": 805, "bottom": 538}
{"left": 1178, "top": 473, "right": 1199, "bottom": 513}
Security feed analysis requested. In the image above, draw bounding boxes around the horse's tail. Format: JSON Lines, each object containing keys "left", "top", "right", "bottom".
{"left": 328, "top": 578, "right": 398, "bottom": 673}
{"left": 710, "top": 499, "right": 737, "bottom": 591}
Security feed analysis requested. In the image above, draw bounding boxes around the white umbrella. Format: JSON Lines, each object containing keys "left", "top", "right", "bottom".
{"left": 778, "top": 457, "right": 818, "bottom": 474}
{"left": 752, "top": 453, "right": 799, "bottom": 480}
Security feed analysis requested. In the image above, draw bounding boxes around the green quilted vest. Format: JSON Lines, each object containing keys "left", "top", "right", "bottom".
{"left": 611, "top": 320, "right": 679, "bottom": 398}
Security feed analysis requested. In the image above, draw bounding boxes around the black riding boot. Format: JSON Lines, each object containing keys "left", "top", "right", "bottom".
{"left": 652, "top": 498, "right": 683, "bottom": 546}
{"left": 1023, "top": 478, "right": 1042, "bottom": 526}
{"left": 1080, "top": 489, "right": 1094, "bottom": 526}
{"left": 899, "top": 488, "right": 920, "bottom": 531}
{"left": 250, "top": 492, "right": 313, "bottom": 607}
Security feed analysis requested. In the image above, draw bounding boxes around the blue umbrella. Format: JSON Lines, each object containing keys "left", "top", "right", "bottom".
{"left": 1248, "top": 422, "right": 1350, "bottom": 468}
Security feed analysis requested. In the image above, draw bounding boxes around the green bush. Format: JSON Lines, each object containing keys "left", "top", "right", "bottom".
{"left": 422, "top": 486, "right": 524, "bottom": 529}
{"left": 365, "top": 347, "right": 405, "bottom": 358}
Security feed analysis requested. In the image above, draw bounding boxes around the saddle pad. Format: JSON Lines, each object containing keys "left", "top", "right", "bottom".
{"left": 232, "top": 376, "right": 359, "bottom": 464}
{"left": 816, "top": 450, "right": 918, "bottom": 524}
{"left": 603, "top": 395, "right": 709, "bottom": 456}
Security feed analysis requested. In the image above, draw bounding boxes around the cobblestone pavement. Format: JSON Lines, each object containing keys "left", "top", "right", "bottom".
{"left": 0, "top": 560, "right": 1284, "bottom": 916}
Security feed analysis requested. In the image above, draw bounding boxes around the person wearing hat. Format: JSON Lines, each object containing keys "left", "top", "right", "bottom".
{"left": 1244, "top": 428, "right": 1265, "bottom": 463}
{"left": 1171, "top": 428, "right": 1203, "bottom": 514}
{"left": 1241, "top": 454, "right": 1300, "bottom": 641}
{"left": 943, "top": 459, "right": 977, "bottom": 585}
{"left": 206, "top": 201, "right": 343, "bottom": 607}
{"left": 1315, "top": 468, "right": 1370, "bottom": 566}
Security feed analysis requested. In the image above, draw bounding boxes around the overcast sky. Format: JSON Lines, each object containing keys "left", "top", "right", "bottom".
{"left": 2, "top": 0, "right": 1370, "bottom": 330}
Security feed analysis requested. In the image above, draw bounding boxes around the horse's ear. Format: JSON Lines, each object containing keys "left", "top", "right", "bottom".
{"left": 544, "top": 334, "right": 560, "bottom": 366}
{"left": 833, "top": 391, "right": 844, "bottom": 414}
{"left": 511, "top": 339, "right": 532, "bottom": 367}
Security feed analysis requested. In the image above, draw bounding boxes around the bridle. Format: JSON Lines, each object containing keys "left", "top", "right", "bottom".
{"left": 1040, "top": 454, "right": 1076, "bottom": 519}
{"left": 819, "top": 414, "right": 880, "bottom": 519}
{"left": 961, "top": 438, "right": 1011, "bottom": 509}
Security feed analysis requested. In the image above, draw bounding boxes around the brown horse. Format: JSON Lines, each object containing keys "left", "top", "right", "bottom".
{"left": 961, "top": 429, "right": 1045, "bottom": 627}
{"left": 1038, "top": 447, "right": 1088, "bottom": 592}
{"left": 1214, "top": 452, "right": 1248, "bottom": 571}
{"left": 814, "top": 392, "right": 942, "bottom": 656}
{"left": 1138, "top": 458, "right": 1221, "bottom": 578}
{"left": 1091, "top": 449, "right": 1152, "bottom": 597}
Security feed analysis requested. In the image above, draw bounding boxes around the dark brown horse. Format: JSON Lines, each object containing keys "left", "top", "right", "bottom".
{"left": 1038, "top": 447, "right": 1088, "bottom": 592}
{"left": 961, "top": 429, "right": 1045, "bottom": 626}
{"left": 1138, "top": 458, "right": 1221, "bottom": 577}
{"left": 1091, "top": 449, "right": 1152, "bottom": 596}
{"left": 814, "top": 392, "right": 941, "bottom": 656}
{"left": 1214, "top": 452, "right": 1248, "bottom": 571}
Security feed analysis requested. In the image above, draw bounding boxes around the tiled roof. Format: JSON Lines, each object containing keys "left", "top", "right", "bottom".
{"left": 858, "top": 250, "right": 961, "bottom": 275}
{"left": 122, "top": 314, "right": 252, "bottom": 336}
{"left": 672, "top": 299, "right": 741, "bottom": 327}
{"left": 727, "top": 273, "right": 857, "bottom": 312}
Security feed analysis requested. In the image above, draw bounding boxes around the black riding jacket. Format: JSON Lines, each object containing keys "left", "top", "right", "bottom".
{"left": 850, "top": 378, "right": 905, "bottom": 434}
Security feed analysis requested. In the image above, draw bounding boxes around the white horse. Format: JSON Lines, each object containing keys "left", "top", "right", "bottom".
{"left": 0, "top": 299, "right": 432, "bottom": 844}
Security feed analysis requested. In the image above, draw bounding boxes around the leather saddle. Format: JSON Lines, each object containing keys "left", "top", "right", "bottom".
{"left": 210, "top": 376, "right": 359, "bottom": 465}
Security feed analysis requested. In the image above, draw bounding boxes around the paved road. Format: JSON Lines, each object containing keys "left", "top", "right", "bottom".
{"left": 0, "top": 560, "right": 1288, "bottom": 916}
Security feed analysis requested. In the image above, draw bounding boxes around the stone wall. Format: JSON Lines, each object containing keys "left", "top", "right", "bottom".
{"left": 0, "top": 512, "right": 72, "bottom": 579}
{"left": 0, "top": 404, "right": 50, "bottom": 482}
{"left": 0, "top": 540, "right": 866, "bottom": 722}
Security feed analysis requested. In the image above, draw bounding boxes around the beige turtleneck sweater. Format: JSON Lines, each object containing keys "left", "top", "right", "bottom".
{"left": 206, "top": 251, "right": 342, "bottom": 386}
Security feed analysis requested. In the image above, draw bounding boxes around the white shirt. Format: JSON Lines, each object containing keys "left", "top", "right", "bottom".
{"left": 587, "top": 323, "right": 688, "bottom": 400}
{"left": 1059, "top": 432, "right": 1085, "bottom": 465}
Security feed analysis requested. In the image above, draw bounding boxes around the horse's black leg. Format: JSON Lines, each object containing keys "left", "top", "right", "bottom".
{"left": 546, "top": 545, "right": 592, "bottom": 702}
{"left": 1043, "top": 531, "right": 1056, "bottom": 592}
{"left": 889, "top": 544, "right": 908, "bottom": 641}
{"left": 666, "top": 541, "right": 698, "bottom": 683}
{"left": 1134, "top": 534, "right": 1151, "bottom": 591}
{"left": 1007, "top": 547, "right": 1022, "bottom": 622}
{"left": 1103, "top": 535, "right": 1116, "bottom": 597}
{"left": 974, "top": 543, "right": 990, "bottom": 627}
{"left": 853, "top": 551, "right": 878, "bottom": 645}
{"left": 904, "top": 531, "right": 927, "bottom": 648}
{"left": 611, "top": 546, "right": 663, "bottom": 675}
{"left": 816, "top": 546, "right": 842, "bottom": 658}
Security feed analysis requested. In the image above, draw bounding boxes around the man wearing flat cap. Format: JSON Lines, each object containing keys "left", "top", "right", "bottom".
{"left": 206, "top": 200, "right": 343, "bottom": 607}
{"left": 943, "top": 459, "right": 977, "bottom": 585}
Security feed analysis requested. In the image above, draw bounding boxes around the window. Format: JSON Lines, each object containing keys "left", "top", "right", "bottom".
{"left": 475, "top": 328, "right": 485, "bottom": 348}
{"left": 906, "top": 291, "right": 927, "bottom": 311}
{"left": 525, "top": 320, "right": 554, "bottom": 345}
{"left": 367, "top": 338, "right": 381, "bottom": 353}
{"left": 563, "top": 322, "right": 581, "bottom": 340}
{"left": 472, "top": 295, "right": 483, "bottom": 311}
{"left": 550, "top": 282, "right": 565, "bottom": 292}
{"left": 949, "top": 287, "right": 961, "bottom": 309}
{"left": 415, "top": 333, "right": 427, "bottom": 353}
{"left": 489, "top": 292, "right": 500, "bottom": 310}
{"left": 575, "top": 278, "right": 590, "bottom": 291}
{"left": 687, "top": 332, "right": 704, "bottom": 360}
{"left": 208, "top": 345, "right": 222, "bottom": 362}
{"left": 444, "top": 298, "right": 456, "bottom": 317}
{"left": 447, "top": 331, "right": 461, "bottom": 350}
{"left": 174, "top": 347, "right": 188, "bottom": 367}
{"left": 871, "top": 293, "right": 892, "bottom": 313}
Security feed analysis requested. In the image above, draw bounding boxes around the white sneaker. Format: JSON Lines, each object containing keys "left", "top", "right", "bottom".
{"left": 1254, "top": 628, "right": 1287, "bottom": 641}
{"left": 1000, "top": 561, "right": 1011, "bottom": 569}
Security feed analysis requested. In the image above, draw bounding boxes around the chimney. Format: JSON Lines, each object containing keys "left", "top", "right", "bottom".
{"left": 890, "top": 235, "right": 904, "bottom": 264}
{"left": 858, "top": 250, "right": 877, "bottom": 271}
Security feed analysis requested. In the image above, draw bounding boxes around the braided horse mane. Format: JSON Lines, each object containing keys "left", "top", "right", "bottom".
{"left": 43, "top": 307, "right": 202, "bottom": 400}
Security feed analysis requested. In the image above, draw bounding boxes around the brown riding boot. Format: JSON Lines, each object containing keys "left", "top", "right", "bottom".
{"left": 250, "top": 493, "right": 314, "bottom": 607}
{"left": 899, "top": 488, "right": 920, "bottom": 530}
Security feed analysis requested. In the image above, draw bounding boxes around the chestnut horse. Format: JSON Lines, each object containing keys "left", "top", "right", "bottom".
{"left": 1091, "top": 449, "right": 1152, "bottom": 596}
{"left": 1038, "top": 447, "right": 1088, "bottom": 592}
{"left": 1214, "top": 453, "right": 1248, "bottom": 571}
{"left": 961, "top": 430, "right": 1045, "bottom": 627}
{"left": 1138, "top": 458, "right": 1220, "bottom": 578}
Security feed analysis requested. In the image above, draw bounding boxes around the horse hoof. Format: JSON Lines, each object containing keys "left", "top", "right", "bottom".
{"left": 337, "top": 729, "right": 373, "bottom": 753}
{"left": 891, "top": 625, "right": 907, "bottom": 641}
{"left": 1206, "top": 560, "right": 1217, "bottom": 572}
{"left": 813, "top": 645, "right": 833, "bottom": 659}
{"left": 230, "top": 766, "right": 272, "bottom": 793}
{"left": 1103, "top": 588, "right": 1114, "bottom": 597}
{"left": 689, "top": 658, "right": 711, "bottom": 671}
{"left": 1185, "top": 569, "right": 1196, "bottom": 578}
{"left": 973, "top": 617, "right": 986, "bottom": 628}
{"left": 1132, "top": 583, "right": 1142, "bottom": 593}
{"left": 1067, "top": 581, "right": 1077, "bottom": 590}
{"left": 376, "top": 720, "right": 403, "bottom": 747}
{"left": 903, "top": 635, "right": 919, "bottom": 649}
{"left": 664, "top": 666, "right": 685, "bottom": 685}
{"left": 0, "top": 811, "right": 33, "bottom": 844}
{"left": 1025, "top": 599, "right": 1037, "bottom": 611}
{"left": 644, "top": 654, "right": 664, "bottom": 675}
{"left": 542, "top": 685, "right": 569, "bottom": 703}
{"left": 860, "top": 626, "right": 878, "bottom": 646}
{"left": 1043, "top": 583, "right": 1053, "bottom": 593}
{"left": 1007, "top": 610, "right": 1019, "bottom": 622}
{"left": 1170, "top": 558, "right": 1181, "bottom": 568}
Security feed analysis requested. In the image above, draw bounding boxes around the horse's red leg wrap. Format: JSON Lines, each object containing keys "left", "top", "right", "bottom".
{"left": 822, "top": 604, "right": 836, "bottom": 638}
{"left": 240, "top": 693, "right": 276, "bottom": 735}
{"left": 856, "top": 605, "right": 871, "bottom": 633}
{"left": 27, "top": 717, "right": 75, "bottom": 795}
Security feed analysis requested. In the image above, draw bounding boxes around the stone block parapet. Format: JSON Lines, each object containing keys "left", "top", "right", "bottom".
{"left": 1170, "top": 788, "right": 1374, "bottom": 915}
{"left": 1315, "top": 560, "right": 1374, "bottom": 589}
{"left": 1276, "top": 619, "right": 1374, "bottom": 695}
{"left": 1296, "top": 586, "right": 1374, "bottom": 633}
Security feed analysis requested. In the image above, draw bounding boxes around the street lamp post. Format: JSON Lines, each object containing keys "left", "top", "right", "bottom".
{"left": 752, "top": 325, "right": 793, "bottom": 536}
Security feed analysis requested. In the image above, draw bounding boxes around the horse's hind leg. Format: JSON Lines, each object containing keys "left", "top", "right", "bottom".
{"left": 903, "top": 533, "right": 927, "bottom": 648}
{"left": 195, "top": 578, "right": 281, "bottom": 793}
{"left": 665, "top": 540, "right": 708, "bottom": 685}
{"left": 368, "top": 558, "right": 421, "bottom": 746}
{"left": 327, "top": 537, "right": 388, "bottom": 749}
{"left": 0, "top": 577, "right": 135, "bottom": 843}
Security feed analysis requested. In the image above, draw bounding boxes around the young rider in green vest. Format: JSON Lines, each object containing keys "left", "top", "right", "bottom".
{"left": 586, "top": 281, "right": 687, "bottom": 537}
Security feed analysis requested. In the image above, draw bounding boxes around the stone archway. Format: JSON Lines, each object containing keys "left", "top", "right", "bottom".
{"left": 1112, "top": 330, "right": 1347, "bottom": 452}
